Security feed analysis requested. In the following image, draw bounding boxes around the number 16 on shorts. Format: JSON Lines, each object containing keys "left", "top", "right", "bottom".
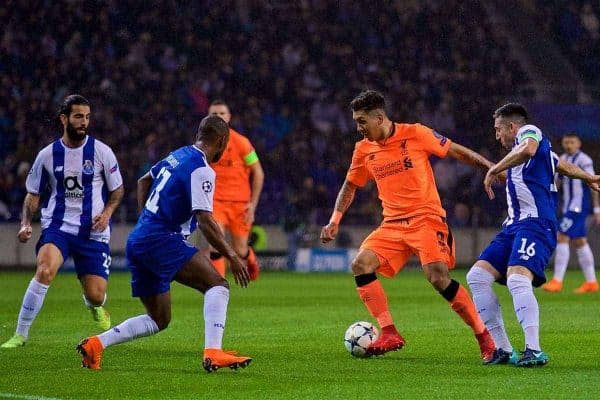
{"left": 517, "top": 238, "right": 536, "bottom": 261}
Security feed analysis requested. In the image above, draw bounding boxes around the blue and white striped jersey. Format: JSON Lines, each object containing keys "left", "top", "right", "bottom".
{"left": 559, "top": 151, "right": 594, "bottom": 214}
{"left": 503, "top": 124, "right": 557, "bottom": 226}
{"left": 26, "top": 136, "right": 123, "bottom": 242}
{"left": 135, "top": 145, "right": 214, "bottom": 235}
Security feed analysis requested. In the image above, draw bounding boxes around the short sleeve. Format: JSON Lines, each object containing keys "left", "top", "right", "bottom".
{"left": 150, "top": 159, "right": 168, "bottom": 179}
{"left": 516, "top": 125, "right": 542, "bottom": 144}
{"left": 101, "top": 147, "right": 123, "bottom": 191}
{"left": 346, "top": 144, "right": 370, "bottom": 187}
{"left": 190, "top": 167, "right": 215, "bottom": 212}
{"left": 414, "top": 123, "right": 452, "bottom": 158}
{"left": 238, "top": 136, "right": 259, "bottom": 166}
{"left": 25, "top": 152, "right": 49, "bottom": 195}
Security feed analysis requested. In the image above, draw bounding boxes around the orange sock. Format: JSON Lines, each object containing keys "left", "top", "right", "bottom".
{"left": 449, "top": 285, "right": 485, "bottom": 335}
{"left": 210, "top": 253, "right": 226, "bottom": 277}
{"left": 356, "top": 280, "right": 395, "bottom": 328}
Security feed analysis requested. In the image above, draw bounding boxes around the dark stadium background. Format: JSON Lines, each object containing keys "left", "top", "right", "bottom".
{"left": 1, "top": 0, "right": 599, "bottom": 268}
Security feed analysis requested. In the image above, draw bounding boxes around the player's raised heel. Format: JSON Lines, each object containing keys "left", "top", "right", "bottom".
{"left": 476, "top": 330, "right": 496, "bottom": 362}
{"left": 77, "top": 336, "right": 104, "bottom": 370}
{"left": 365, "top": 332, "right": 405, "bottom": 356}
{"left": 516, "top": 347, "right": 549, "bottom": 367}
{"left": 574, "top": 281, "right": 599, "bottom": 294}
{"left": 202, "top": 349, "right": 252, "bottom": 373}
{"left": 483, "top": 348, "right": 518, "bottom": 365}
{"left": 542, "top": 279, "right": 562, "bottom": 292}
{"left": 90, "top": 306, "right": 111, "bottom": 330}
{"left": 0, "top": 334, "right": 26, "bottom": 349}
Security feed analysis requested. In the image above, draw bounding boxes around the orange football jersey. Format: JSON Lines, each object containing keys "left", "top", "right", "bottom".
{"left": 346, "top": 123, "right": 451, "bottom": 220}
{"left": 211, "top": 128, "right": 258, "bottom": 202}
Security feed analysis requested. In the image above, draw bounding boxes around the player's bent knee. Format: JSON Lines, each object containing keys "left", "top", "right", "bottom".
{"left": 351, "top": 259, "right": 374, "bottom": 275}
{"left": 35, "top": 262, "right": 58, "bottom": 285}
{"left": 84, "top": 290, "right": 106, "bottom": 306}
{"left": 351, "top": 252, "right": 378, "bottom": 275}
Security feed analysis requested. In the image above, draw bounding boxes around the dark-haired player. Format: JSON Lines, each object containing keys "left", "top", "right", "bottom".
{"left": 2, "top": 94, "right": 124, "bottom": 348}
{"left": 77, "top": 116, "right": 252, "bottom": 372}
{"left": 467, "top": 104, "right": 600, "bottom": 366}
{"left": 207, "top": 100, "right": 264, "bottom": 280}
{"left": 543, "top": 133, "right": 600, "bottom": 293}
{"left": 320, "top": 90, "right": 497, "bottom": 361}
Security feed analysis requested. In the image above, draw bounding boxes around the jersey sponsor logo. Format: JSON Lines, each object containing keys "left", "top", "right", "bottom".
{"left": 202, "top": 180, "right": 213, "bottom": 193}
{"left": 54, "top": 166, "right": 63, "bottom": 172}
{"left": 82, "top": 159, "right": 94, "bottom": 175}
{"left": 371, "top": 158, "right": 413, "bottom": 179}
{"left": 109, "top": 163, "right": 119, "bottom": 174}
{"left": 64, "top": 176, "right": 84, "bottom": 199}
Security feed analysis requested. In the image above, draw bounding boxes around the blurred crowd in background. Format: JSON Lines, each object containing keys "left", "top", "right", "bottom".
{"left": 536, "top": 0, "right": 600, "bottom": 96}
{"left": 2, "top": 0, "right": 595, "bottom": 237}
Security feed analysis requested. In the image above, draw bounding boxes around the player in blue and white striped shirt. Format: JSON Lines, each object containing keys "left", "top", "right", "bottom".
{"left": 1, "top": 95, "right": 124, "bottom": 349}
{"left": 77, "top": 116, "right": 252, "bottom": 372}
{"left": 466, "top": 104, "right": 600, "bottom": 367}
{"left": 543, "top": 133, "right": 600, "bottom": 293}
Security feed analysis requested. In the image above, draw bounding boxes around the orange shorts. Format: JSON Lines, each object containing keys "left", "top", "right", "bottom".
{"left": 360, "top": 214, "right": 455, "bottom": 278}
{"left": 212, "top": 200, "right": 251, "bottom": 237}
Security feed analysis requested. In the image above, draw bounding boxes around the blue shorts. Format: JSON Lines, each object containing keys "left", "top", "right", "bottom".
{"left": 479, "top": 218, "right": 557, "bottom": 287}
{"left": 558, "top": 211, "right": 587, "bottom": 239}
{"left": 126, "top": 229, "right": 198, "bottom": 298}
{"left": 36, "top": 228, "right": 111, "bottom": 280}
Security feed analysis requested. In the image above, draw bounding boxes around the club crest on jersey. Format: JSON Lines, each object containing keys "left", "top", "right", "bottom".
{"left": 202, "top": 181, "right": 213, "bottom": 193}
{"left": 82, "top": 160, "right": 94, "bottom": 175}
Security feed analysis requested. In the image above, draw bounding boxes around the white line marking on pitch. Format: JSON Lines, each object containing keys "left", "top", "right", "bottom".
{"left": 0, "top": 393, "right": 64, "bottom": 400}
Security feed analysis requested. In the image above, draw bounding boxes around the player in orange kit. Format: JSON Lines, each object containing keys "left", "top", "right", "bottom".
{"left": 321, "top": 90, "right": 496, "bottom": 361}
{"left": 208, "top": 100, "right": 264, "bottom": 280}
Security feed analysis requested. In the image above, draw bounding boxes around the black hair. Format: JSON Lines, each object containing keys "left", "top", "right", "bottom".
{"left": 58, "top": 94, "right": 90, "bottom": 117}
{"left": 562, "top": 132, "right": 580, "bottom": 140}
{"left": 349, "top": 90, "right": 386, "bottom": 113}
{"left": 196, "top": 115, "right": 229, "bottom": 141}
{"left": 492, "top": 103, "right": 528, "bottom": 122}
{"left": 210, "top": 99, "right": 228, "bottom": 108}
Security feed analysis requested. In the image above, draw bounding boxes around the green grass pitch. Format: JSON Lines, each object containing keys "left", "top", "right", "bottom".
{"left": 1, "top": 270, "right": 599, "bottom": 400}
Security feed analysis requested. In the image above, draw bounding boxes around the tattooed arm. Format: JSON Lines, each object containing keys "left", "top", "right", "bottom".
{"left": 17, "top": 193, "right": 41, "bottom": 243}
{"left": 320, "top": 180, "right": 358, "bottom": 243}
{"left": 446, "top": 142, "right": 495, "bottom": 172}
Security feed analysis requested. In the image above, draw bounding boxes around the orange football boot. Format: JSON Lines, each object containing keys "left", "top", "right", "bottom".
{"left": 574, "top": 281, "right": 599, "bottom": 294}
{"left": 365, "top": 331, "right": 405, "bottom": 356}
{"left": 476, "top": 329, "right": 496, "bottom": 363}
{"left": 77, "top": 336, "right": 104, "bottom": 370}
{"left": 202, "top": 349, "right": 252, "bottom": 372}
{"left": 542, "top": 279, "right": 563, "bottom": 292}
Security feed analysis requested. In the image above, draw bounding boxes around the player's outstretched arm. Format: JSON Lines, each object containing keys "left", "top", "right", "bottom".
{"left": 484, "top": 138, "right": 538, "bottom": 200}
{"left": 196, "top": 210, "right": 250, "bottom": 287}
{"left": 447, "top": 142, "right": 495, "bottom": 172}
{"left": 92, "top": 185, "right": 124, "bottom": 232}
{"left": 17, "top": 193, "right": 40, "bottom": 243}
{"left": 137, "top": 172, "right": 154, "bottom": 213}
{"left": 556, "top": 159, "right": 600, "bottom": 193}
{"left": 320, "top": 180, "right": 358, "bottom": 243}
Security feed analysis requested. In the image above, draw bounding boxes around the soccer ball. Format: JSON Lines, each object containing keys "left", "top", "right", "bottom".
{"left": 344, "top": 321, "right": 379, "bottom": 358}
